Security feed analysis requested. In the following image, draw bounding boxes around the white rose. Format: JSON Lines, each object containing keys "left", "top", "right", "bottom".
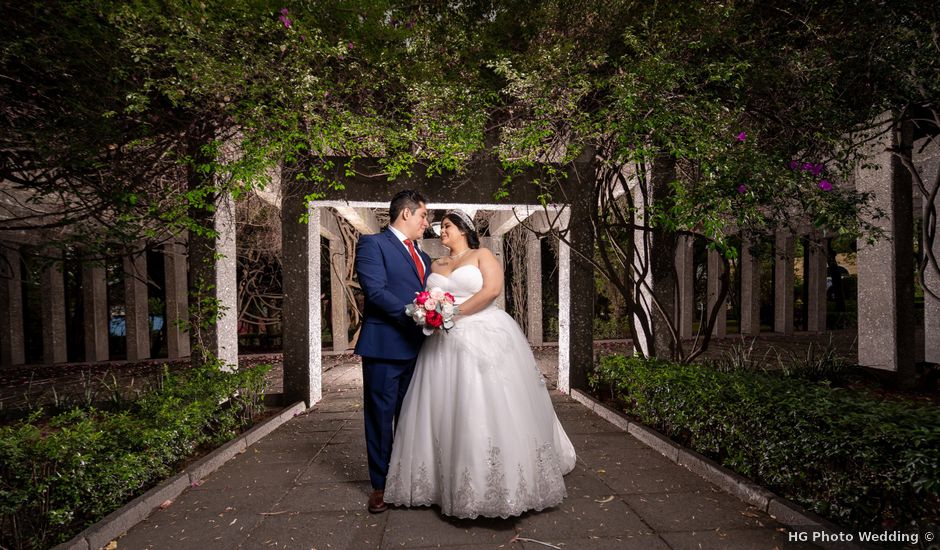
{"left": 412, "top": 308, "right": 426, "bottom": 324}
{"left": 429, "top": 287, "right": 445, "bottom": 301}
{"left": 441, "top": 302, "right": 455, "bottom": 316}
{"left": 424, "top": 298, "right": 438, "bottom": 311}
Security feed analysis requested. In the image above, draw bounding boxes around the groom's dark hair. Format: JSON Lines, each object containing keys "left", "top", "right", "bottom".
{"left": 389, "top": 190, "right": 427, "bottom": 224}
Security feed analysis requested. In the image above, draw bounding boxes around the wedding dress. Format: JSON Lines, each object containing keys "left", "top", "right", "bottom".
{"left": 384, "top": 265, "right": 577, "bottom": 519}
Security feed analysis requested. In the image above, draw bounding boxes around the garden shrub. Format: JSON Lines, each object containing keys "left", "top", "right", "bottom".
{"left": 590, "top": 354, "right": 940, "bottom": 530}
{"left": 0, "top": 360, "right": 270, "bottom": 550}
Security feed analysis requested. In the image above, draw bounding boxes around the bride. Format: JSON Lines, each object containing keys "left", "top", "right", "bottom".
{"left": 383, "top": 209, "right": 577, "bottom": 519}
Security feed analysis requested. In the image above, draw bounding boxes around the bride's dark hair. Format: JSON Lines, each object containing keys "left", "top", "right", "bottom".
{"left": 443, "top": 211, "right": 480, "bottom": 249}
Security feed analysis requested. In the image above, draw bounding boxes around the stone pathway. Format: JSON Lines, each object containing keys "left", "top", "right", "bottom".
{"left": 116, "top": 360, "right": 815, "bottom": 550}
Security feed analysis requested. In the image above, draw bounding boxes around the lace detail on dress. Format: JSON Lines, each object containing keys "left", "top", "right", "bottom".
{"left": 385, "top": 462, "right": 403, "bottom": 495}
{"left": 535, "top": 442, "right": 566, "bottom": 505}
{"left": 483, "top": 442, "right": 511, "bottom": 517}
{"left": 412, "top": 463, "right": 433, "bottom": 505}
{"left": 514, "top": 464, "right": 531, "bottom": 505}
{"left": 454, "top": 467, "right": 476, "bottom": 514}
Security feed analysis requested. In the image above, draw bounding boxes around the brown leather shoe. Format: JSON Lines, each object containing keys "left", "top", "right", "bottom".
{"left": 368, "top": 489, "right": 387, "bottom": 513}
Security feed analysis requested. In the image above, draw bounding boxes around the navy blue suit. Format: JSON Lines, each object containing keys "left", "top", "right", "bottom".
{"left": 354, "top": 229, "right": 431, "bottom": 490}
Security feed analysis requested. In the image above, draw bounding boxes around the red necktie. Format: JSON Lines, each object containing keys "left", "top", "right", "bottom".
{"left": 404, "top": 239, "right": 425, "bottom": 281}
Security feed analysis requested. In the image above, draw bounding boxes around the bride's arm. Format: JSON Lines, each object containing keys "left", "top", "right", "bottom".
{"left": 455, "top": 248, "right": 503, "bottom": 316}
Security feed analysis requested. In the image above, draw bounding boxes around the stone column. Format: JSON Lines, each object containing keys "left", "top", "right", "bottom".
{"left": 774, "top": 230, "right": 795, "bottom": 336}
{"left": 123, "top": 249, "right": 150, "bottom": 360}
{"left": 525, "top": 231, "right": 543, "bottom": 346}
{"left": 919, "top": 136, "right": 940, "bottom": 364}
{"left": 163, "top": 237, "right": 190, "bottom": 358}
{"left": 0, "top": 245, "right": 25, "bottom": 366}
{"left": 82, "top": 264, "right": 109, "bottom": 362}
{"left": 329, "top": 238, "right": 348, "bottom": 352}
{"left": 282, "top": 196, "right": 322, "bottom": 406}
{"left": 481, "top": 236, "right": 506, "bottom": 310}
{"left": 806, "top": 232, "right": 828, "bottom": 333}
{"left": 557, "top": 215, "right": 572, "bottom": 393}
{"left": 740, "top": 240, "right": 761, "bottom": 336}
{"left": 857, "top": 116, "right": 916, "bottom": 381}
{"left": 632, "top": 157, "right": 678, "bottom": 358}
{"left": 41, "top": 258, "right": 67, "bottom": 364}
{"left": 675, "top": 235, "right": 694, "bottom": 340}
{"left": 188, "top": 193, "right": 238, "bottom": 370}
{"left": 707, "top": 248, "right": 727, "bottom": 338}
{"left": 564, "top": 150, "right": 596, "bottom": 392}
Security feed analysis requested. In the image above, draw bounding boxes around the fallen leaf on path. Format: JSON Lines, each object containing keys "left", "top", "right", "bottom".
{"left": 593, "top": 496, "right": 615, "bottom": 503}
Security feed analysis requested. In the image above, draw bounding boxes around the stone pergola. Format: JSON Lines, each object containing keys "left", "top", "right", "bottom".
{"left": 1, "top": 118, "right": 936, "bottom": 397}
{"left": 280, "top": 152, "right": 596, "bottom": 406}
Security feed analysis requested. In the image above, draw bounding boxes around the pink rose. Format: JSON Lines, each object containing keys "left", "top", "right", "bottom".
{"left": 425, "top": 310, "right": 443, "bottom": 327}
{"left": 444, "top": 292, "right": 455, "bottom": 303}
{"left": 415, "top": 291, "right": 430, "bottom": 305}
{"left": 424, "top": 298, "right": 438, "bottom": 311}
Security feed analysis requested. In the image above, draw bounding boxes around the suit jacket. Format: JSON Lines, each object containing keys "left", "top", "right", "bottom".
{"left": 354, "top": 229, "right": 432, "bottom": 361}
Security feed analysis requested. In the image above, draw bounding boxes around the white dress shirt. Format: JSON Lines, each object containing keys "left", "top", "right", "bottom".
{"left": 387, "top": 225, "right": 428, "bottom": 272}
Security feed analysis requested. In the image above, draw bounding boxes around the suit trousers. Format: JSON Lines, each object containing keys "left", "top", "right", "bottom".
{"left": 362, "top": 356, "right": 417, "bottom": 490}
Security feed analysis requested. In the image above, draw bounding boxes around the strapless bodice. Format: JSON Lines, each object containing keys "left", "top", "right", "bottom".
{"left": 425, "top": 265, "right": 483, "bottom": 304}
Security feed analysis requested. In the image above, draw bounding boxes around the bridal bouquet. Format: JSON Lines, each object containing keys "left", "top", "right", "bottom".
{"left": 406, "top": 287, "right": 458, "bottom": 335}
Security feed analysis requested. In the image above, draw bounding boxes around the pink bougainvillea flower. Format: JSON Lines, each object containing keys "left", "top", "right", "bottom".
{"left": 279, "top": 14, "right": 292, "bottom": 28}
{"left": 737, "top": 184, "right": 747, "bottom": 194}
{"left": 810, "top": 163, "right": 825, "bottom": 176}
{"left": 818, "top": 179, "right": 833, "bottom": 191}
{"left": 280, "top": 7, "right": 289, "bottom": 15}
{"left": 736, "top": 131, "right": 746, "bottom": 142}
{"left": 789, "top": 160, "right": 800, "bottom": 170}
{"left": 801, "top": 162, "right": 814, "bottom": 171}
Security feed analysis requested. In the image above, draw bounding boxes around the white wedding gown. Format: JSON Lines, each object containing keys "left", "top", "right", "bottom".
{"left": 384, "top": 265, "right": 577, "bottom": 519}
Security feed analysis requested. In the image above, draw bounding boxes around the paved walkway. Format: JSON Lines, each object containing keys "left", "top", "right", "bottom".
{"left": 116, "top": 360, "right": 812, "bottom": 550}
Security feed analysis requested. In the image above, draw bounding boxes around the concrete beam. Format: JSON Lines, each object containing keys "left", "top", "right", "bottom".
{"left": 806, "top": 233, "right": 827, "bottom": 333}
{"left": 332, "top": 206, "right": 379, "bottom": 235}
{"left": 740, "top": 240, "right": 762, "bottom": 336}
{"left": 920, "top": 136, "right": 940, "bottom": 363}
{"left": 0, "top": 244, "right": 25, "bottom": 366}
{"left": 82, "top": 264, "right": 109, "bottom": 362}
{"left": 123, "top": 250, "right": 151, "bottom": 361}
{"left": 857, "top": 115, "right": 916, "bottom": 381}
{"left": 320, "top": 210, "right": 342, "bottom": 241}
{"left": 164, "top": 237, "right": 191, "bottom": 359}
{"left": 675, "top": 235, "right": 694, "bottom": 340}
{"left": 525, "top": 231, "right": 543, "bottom": 346}
{"left": 188, "top": 193, "right": 238, "bottom": 370}
{"left": 774, "top": 230, "right": 795, "bottom": 336}
{"left": 41, "top": 258, "right": 67, "bottom": 364}
{"left": 282, "top": 198, "right": 323, "bottom": 407}
{"left": 707, "top": 248, "right": 727, "bottom": 338}
{"left": 328, "top": 238, "right": 349, "bottom": 352}
{"left": 485, "top": 207, "right": 535, "bottom": 236}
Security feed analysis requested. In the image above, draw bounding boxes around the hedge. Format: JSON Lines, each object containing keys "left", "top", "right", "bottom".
{"left": 589, "top": 354, "right": 940, "bottom": 530}
{"left": 0, "top": 361, "right": 270, "bottom": 550}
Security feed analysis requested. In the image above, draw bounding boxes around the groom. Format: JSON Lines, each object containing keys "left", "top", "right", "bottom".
{"left": 354, "top": 190, "right": 431, "bottom": 513}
